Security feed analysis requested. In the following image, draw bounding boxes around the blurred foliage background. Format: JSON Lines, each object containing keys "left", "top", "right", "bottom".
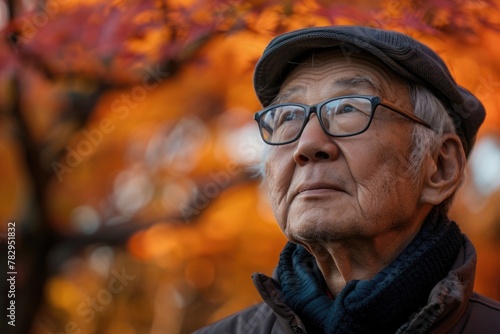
{"left": 0, "top": 0, "right": 499, "bottom": 333}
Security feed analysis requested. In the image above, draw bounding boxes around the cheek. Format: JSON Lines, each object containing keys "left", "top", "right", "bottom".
{"left": 265, "top": 149, "right": 294, "bottom": 221}
{"left": 348, "top": 134, "right": 414, "bottom": 211}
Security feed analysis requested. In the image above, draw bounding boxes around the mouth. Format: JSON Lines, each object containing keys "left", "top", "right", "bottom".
{"left": 296, "top": 183, "right": 344, "bottom": 197}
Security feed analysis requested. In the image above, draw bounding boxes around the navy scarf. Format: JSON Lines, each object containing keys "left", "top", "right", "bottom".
{"left": 277, "top": 210, "right": 462, "bottom": 333}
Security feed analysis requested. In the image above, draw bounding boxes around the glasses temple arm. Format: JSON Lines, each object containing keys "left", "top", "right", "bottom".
{"left": 381, "top": 101, "right": 433, "bottom": 130}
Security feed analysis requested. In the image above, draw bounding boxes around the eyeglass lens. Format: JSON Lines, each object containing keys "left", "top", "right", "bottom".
{"left": 259, "top": 97, "right": 373, "bottom": 144}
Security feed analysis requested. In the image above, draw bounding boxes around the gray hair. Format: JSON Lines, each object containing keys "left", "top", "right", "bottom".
{"left": 407, "top": 82, "right": 460, "bottom": 212}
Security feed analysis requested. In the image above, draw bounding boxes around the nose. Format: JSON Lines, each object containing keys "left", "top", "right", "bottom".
{"left": 293, "top": 115, "right": 340, "bottom": 165}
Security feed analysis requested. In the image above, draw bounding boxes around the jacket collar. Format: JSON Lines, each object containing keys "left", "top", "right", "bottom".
{"left": 402, "top": 235, "right": 476, "bottom": 333}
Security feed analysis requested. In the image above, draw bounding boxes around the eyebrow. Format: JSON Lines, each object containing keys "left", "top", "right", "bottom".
{"left": 271, "top": 86, "right": 304, "bottom": 105}
{"left": 272, "top": 75, "right": 385, "bottom": 105}
{"left": 334, "top": 76, "right": 382, "bottom": 94}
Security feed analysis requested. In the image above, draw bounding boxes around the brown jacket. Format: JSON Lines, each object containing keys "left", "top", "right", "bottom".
{"left": 195, "top": 236, "right": 500, "bottom": 333}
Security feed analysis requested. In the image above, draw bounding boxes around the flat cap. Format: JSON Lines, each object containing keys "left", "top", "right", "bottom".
{"left": 253, "top": 25, "right": 485, "bottom": 156}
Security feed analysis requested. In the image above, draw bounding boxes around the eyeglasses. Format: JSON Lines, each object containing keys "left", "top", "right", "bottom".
{"left": 254, "top": 95, "right": 432, "bottom": 145}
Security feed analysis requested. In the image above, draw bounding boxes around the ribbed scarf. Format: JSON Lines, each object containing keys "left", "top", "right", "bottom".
{"left": 277, "top": 210, "right": 462, "bottom": 333}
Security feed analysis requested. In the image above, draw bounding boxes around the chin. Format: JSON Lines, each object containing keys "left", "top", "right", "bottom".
{"left": 286, "top": 214, "right": 374, "bottom": 245}
{"left": 285, "top": 220, "right": 339, "bottom": 243}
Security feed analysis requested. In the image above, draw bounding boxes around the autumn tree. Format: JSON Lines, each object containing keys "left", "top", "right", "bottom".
{"left": 0, "top": 0, "right": 499, "bottom": 333}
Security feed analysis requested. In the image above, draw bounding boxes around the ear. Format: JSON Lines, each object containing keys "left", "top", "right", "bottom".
{"left": 419, "top": 134, "right": 466, "bottom": 206}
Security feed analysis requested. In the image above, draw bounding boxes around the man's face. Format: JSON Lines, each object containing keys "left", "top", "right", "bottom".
{"left": 264, "top": 51, "right": 429, "bottom": 246}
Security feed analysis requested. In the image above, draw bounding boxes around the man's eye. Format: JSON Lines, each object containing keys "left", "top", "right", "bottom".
{"left": 276, "top": 108, "right": 301, "bottom": 125}
{"left": 338, "top": 104, "right": 357, "bottom": 114}
{"left": 284, "top": 110, "right": 299, "bottom": 121}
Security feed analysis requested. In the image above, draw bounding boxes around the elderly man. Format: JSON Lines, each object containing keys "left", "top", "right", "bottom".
{"left": 196, "top": 26, "right": 500, "bottom": 333}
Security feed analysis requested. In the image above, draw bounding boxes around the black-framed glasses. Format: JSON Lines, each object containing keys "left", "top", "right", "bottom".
{"left": 254, "top": 95, "right": 432, "bottom": 145}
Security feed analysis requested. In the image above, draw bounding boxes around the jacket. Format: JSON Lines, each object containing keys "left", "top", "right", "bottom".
{"left": 195, "top": 236, "right": 500, "bottom": 333}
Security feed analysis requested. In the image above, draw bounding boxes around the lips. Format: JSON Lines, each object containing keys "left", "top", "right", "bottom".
{"left": 296, "top": 182, "right": 344, "bottom": 196}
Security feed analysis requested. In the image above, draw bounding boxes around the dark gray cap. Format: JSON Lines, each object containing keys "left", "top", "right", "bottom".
{"left": 253, "top": 25, "right": 485, "bottom": 156}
